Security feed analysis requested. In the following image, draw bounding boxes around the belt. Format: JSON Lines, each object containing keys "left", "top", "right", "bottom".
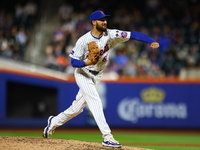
{"left": 89, "top": 70, "right": 99, "bottom": 75}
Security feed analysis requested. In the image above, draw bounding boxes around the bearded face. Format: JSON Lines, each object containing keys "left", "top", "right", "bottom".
{"left": 95, "top": 18, "right": 107, "bottom": 32}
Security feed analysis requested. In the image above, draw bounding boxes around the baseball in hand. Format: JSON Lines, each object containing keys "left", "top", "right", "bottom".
{"left": 150, "top": 42, "right": 159, "bottom": 49}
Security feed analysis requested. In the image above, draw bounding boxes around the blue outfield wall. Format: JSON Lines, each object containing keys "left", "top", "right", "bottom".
{"left": 0, "top": 72, "right": 200, "bottom": 128}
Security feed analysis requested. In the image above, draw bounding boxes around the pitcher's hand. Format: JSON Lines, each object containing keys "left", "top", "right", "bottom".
{"left": 150, "top": 42, "right": 159, "bottom": 49}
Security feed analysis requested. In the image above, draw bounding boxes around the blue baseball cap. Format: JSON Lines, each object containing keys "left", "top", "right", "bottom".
{"left": 90, "top": 10, "right": 110, "bottom": 23}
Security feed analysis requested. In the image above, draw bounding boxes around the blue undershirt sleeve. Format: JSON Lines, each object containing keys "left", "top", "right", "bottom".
{"left": 71, "top": 58, "right": 85, "bottom": 68}
{"left": 130, "top": 31, "right": 156, "bottom": 44}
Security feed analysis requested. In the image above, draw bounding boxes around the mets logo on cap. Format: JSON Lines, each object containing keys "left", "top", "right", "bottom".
{"left": 100, "top": 11, "right": 105, "bottom": 14}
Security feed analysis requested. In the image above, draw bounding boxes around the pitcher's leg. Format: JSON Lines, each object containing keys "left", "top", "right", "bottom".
{"left": 52, "top": 90, "right": 87, "bottom": 126}
{"left": 43, "top": 90, "right": 87, "bottom": 138}
{"left": 85, "top": 91, "right": 112, "bottom": 139}
{"left": 76, "top": 75, "right": 112, "bottom": 139}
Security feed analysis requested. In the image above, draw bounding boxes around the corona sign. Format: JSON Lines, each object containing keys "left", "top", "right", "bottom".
{"left": 117, "top": 87, "right": 188, "bottom": 123}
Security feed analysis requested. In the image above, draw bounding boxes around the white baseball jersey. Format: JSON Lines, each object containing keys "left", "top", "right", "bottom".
{"left": 69, "top": 29, "right": 131, "bottom": 72}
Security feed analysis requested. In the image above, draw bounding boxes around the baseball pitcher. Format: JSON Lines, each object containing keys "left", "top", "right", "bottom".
{"left": 43, "top": 10, "right": 159, "bottom": 148}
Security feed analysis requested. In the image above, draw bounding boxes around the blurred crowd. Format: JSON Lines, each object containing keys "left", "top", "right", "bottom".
{"left": 1, "top": 0, "right": 200, "bottom": 77}
{"left": 44, "top": 0, "right": 200, "bottom": 77}
{"left": 0, "top": 0, "right": 38, "bottom": 61}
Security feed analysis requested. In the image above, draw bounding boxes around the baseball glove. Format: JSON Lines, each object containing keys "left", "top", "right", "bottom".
{"left": 87, "top": 41, "right": 100, "bottom": 65}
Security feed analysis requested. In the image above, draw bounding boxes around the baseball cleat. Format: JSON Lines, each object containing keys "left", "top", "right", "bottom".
{"left": 43, "top": 116, "right": 56, "bottom": 138}
{"left": 102, "top": 137, "right": 122, "bottom": 148}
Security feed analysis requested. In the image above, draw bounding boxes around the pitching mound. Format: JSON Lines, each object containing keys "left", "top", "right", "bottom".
{"left": 0, "top": 136, "right": 152, "bottom": 150}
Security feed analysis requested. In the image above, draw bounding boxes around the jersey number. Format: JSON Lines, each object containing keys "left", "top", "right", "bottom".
{"left": 102, "top": 56, "right": 107, "bottom": 62}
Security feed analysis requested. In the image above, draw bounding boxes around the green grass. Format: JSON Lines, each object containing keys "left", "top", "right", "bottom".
{"left": 0, "top": 129, "right": 200, "bottom": 150}
{"left": 135, "top": 146, "right": 200, "bottom": 150}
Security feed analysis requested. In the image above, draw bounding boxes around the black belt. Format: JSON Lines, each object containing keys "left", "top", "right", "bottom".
{"left": 89, "top": 70, "right": 99, "bottom": 75}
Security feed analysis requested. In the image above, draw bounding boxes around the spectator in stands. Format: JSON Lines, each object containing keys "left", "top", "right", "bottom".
{"left": 23, "top": 0, "right": 38, "bottom": 31}
{"left": 137, "top": 51, "right": 152, "bottom": 76}
{"left": 161, "top": 51, "right": 176, "bottom": 76}
{"left": 114, "top": 44, "right": 129, "bottom": 75}
{"left": 12, "top": 43, "right": 23, "bottom": 60}
{"left": 123, "top": 60, "right": 137, "bottom": 76}
{"left": 186, "top": 45, "right": 200, "bottom": 68}
{"left": 1, "top": 42, "right": 13, "bottom": 58}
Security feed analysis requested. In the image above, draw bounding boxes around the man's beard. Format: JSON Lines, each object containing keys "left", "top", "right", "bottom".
{"left": 96, "top": 23, "right": 107, "bottom": 32}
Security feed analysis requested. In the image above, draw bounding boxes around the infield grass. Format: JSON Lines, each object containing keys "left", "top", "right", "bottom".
{"left": 0, "top": 129, "right": 200, "bottom": 150}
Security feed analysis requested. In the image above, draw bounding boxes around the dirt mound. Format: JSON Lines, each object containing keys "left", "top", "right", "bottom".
{"left": 0, "top": 136, "right": 152, "bottom": 150}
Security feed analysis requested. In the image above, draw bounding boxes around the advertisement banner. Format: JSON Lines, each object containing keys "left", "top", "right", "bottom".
{"left": 105, "top": 83, "right": 200, "bottom": 128}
